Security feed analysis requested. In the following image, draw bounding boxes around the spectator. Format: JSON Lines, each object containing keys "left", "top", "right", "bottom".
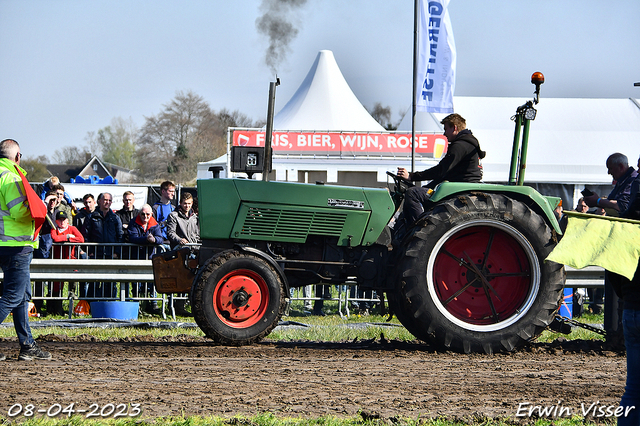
{"left": 166, "top": 192, "right": 199, "bottom": 249}
{"left": 40, "top": 175, "right": 72, "bottom": 206}
{"left": 608, "top": 156, "right": 640, "bottom": 425}
{"left": 313, "top": 285, "right": 332, "bottom": 316}
{"left": 51, "top": 210, "right": 84, "bottom": 258}
{"left": 49, "top": 211, "right": 84, "bottom": 315}
{"left": 35, "top": 191, "right": 59, "bottom": 259}
{"left": 128, "top": 204, "right": 164, "bottom": 315}
{"left": 584, "top": 152, "right": 638, "bottom": 214}
{"left": 74, "top": 193, "right": 96, "bottom": 237}
{"left": 40, "top": 176, "right": 57, "bottom": 199}
{"left": 116, "top": 190, "right": 139, "bottom": 247}
{"left": 51, "top": 183, "right": 74, "bottom": 217}
{"left": 0, "top": 138, "right": 52, "bottom": 361}
{"left": 620, "top": 154, "right": 640, "bottom": 219}
{"left": 84, "top": 192, "right": 123, "bottom": 298}
{"left": 85, "top": 192, "right": 123, "bottom": 257}
{"left": 72, "top": 193, "right": 95, "bottom": 299}
{"left": 583, "top": 153, "right": 638, "bottom": 338}
{"left": 166, "top": 192, "right": 199, "bottom": 316}
{"left": 113, "top": 191, "right": 140, "bottom": 298}
{"left": 575, "top": 197, "right": 589, "bottom": 213}
{"left": 573, "top": 197, "right": 605, "bottom": 313}
{"left": 397, "top": 113, "right": 485, "bottom": 224}
{"left": 576, "top": 196, "right": 605, "bottom": 216}
{"left": 290, "top": 286, "right": 313, "bottom": 314}
{"left": 350, "top": 286, "right": 375, "bottom": 315}
{"left": 152, "top": 180, "right": 176, "bottom": 243}
{"left": 128, "top": 204, "right": 164, "bottom": 258}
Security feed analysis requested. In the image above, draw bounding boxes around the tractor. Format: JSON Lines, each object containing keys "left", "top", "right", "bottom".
{"left": 152, "top": 72, "right": 566, "bottom": 354}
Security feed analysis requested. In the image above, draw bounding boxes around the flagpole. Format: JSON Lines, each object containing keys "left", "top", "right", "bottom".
{"left": 411, "top": 0, "right": 419, "bottom": 173}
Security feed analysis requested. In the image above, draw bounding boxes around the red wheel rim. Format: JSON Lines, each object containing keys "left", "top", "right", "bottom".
{"left": 432, "top": 225, "right": 533, "bottom": 326}
{"left": 213, "top": 269, "right": 269, "bottom": 328}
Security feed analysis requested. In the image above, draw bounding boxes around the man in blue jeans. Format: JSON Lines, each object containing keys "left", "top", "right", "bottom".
{"left": 615, "top": 159, "right": 640, "bottom": 426}
{"left": 610, "top": 262, "right": 640, "bottom": 425}
{"left": 0, "top": 139, "right": 51, "bottom": 361}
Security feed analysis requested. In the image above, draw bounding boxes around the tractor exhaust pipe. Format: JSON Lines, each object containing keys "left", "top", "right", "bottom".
{"left": 263, "top": 77, "right": 280, "bottom": 181}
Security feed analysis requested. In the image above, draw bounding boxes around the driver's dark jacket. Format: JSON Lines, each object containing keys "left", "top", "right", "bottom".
{"left": 408, "top": 129, "right": 483, "bottom": 187}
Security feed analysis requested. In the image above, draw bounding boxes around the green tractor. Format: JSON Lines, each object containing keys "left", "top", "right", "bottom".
{"left": 153, "top": 73, "right": 565, "bottom": 354}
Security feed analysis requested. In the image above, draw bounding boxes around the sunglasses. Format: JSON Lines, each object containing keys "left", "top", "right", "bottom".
{"left": 141, "top": 213, "right": 152, "bottom": 216}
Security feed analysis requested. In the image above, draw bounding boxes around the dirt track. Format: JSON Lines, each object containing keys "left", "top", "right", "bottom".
{"left": 0, "top": 335, "right": 628, "bottom": 423}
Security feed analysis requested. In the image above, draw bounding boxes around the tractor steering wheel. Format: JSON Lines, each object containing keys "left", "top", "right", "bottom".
{"left": 386, "top": 171, "right": 414, "bottom": 194}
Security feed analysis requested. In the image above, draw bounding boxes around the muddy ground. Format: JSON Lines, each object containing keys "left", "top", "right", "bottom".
{"left": 0, "top": 335, "right": 628, "bottom": 423}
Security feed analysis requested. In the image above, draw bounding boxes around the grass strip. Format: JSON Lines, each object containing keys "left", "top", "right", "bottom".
{"left": 0, "top": 412, "right": 617, "bottom": 426}
{"left": 1, "top": 302, "right": 605, "bottom": 344}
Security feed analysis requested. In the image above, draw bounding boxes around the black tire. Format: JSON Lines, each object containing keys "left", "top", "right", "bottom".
{"left": 192, "top": 250, "right": 286, "bottom": 345}
{"left": 394, "top": 193, "right": 565, "bottom": 354}
{"left": 386, "top": 291, "right": 424, "bottom": 338}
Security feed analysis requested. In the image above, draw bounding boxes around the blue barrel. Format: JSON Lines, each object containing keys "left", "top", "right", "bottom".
{"left": 91, "top": 301, "right": 139, "bottom": 320}
{"left": 558, "top": 288, "right": 573, "bottom": 318}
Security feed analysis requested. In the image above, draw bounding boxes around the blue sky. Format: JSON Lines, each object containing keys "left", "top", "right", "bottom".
{"left": 1, "top": 0, "right": 639, "bottom": 159}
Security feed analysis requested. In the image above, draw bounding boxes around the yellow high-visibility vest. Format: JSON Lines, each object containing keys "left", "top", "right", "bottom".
{"left": 0, "top": 158, "right": 37, "bottom": 248}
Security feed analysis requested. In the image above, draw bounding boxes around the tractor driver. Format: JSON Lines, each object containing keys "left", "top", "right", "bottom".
{"left": 397, "top": 113, "right": 485, "bottom": 224}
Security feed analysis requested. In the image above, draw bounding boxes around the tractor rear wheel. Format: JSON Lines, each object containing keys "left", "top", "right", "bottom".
{"left": 192, "top": 250, "right": 286, "bottom": 345}
{"left": 395, "top": 193, "right": 564, "bottom": 354}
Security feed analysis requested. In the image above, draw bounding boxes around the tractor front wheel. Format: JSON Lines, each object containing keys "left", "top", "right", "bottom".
{"left": 192, "top": 250, "right": 286, "bottom": 345}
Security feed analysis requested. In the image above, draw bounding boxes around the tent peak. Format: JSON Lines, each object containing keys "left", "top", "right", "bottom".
{"left": 273, "top": 50, "right": 385, "bottom": 132}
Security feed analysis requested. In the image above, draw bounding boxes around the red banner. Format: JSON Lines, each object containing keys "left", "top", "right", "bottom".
{"left": 232, "top": 130, "right": 447, "bottom": 159}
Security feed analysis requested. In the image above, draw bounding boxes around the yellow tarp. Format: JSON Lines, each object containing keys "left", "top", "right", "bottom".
{"left": 546, "top": 211, "right": 640, "bottom": 280}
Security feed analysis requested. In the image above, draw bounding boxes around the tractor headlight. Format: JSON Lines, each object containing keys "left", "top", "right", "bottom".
{"left": 524, "top": 107, "right": 537, "bottom": 121}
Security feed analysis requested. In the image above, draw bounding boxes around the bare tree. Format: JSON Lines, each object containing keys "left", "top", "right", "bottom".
{"left": 368, "top": 102, "right": 396, "bottom": 130}
{"left": 52, "top": 146, "right": 88, "bottom": 165}
{"left": 137, "top": 91, "right": 221, "bottom": 183}
{"left": 136, "top": 91, "right": 265, "bottom": 183}
{"left": 217, "top": 108, "right": 261, "bottom": 129}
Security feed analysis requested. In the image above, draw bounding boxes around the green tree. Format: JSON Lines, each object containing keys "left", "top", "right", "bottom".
{"left": 21, "top": 155, "right": 50, "bottom": 182}
{"left": 86, "top": 117, "right": 138, "bottom": 170}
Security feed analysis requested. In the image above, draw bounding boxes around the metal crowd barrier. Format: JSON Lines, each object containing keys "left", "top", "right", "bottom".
{"left": 288, "top": 284, "right": 382, "bottom": 317}
{"left": 29, "top": 259, "right": 154, "bottom": 282}
{"left": 564, "top": 266, "right": 606, "bottom": 289}
{"left": 289, "top": 266, "right": 607, "bottom": 317}
{"left": 0, "top": 243, "right": 176, "bottom": 319}
{"left": 0, "top": 244, "right": 606, "bottom": 319}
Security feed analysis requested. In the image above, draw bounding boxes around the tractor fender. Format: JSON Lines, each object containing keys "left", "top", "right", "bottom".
{"left": 235, "top": 245, "right": 291, "bottom": 295}
{"left": 428, "top": 182, "right": 563, "bottom": 235}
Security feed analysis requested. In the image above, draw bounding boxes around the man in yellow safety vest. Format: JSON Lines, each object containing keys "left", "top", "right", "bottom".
{"left": 0, "top": 138, "right": 52, "bottom": 361}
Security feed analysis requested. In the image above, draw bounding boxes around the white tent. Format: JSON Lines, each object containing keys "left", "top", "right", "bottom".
{"left": 273, "top": 50, "right": 385, "bottom": 132}
{"left": 197, "top": 154, "right": 228, "bottom": 180}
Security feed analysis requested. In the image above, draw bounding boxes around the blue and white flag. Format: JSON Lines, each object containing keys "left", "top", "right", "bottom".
{"left": 416, "top": 0, "right": 456, "bottom": 113}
